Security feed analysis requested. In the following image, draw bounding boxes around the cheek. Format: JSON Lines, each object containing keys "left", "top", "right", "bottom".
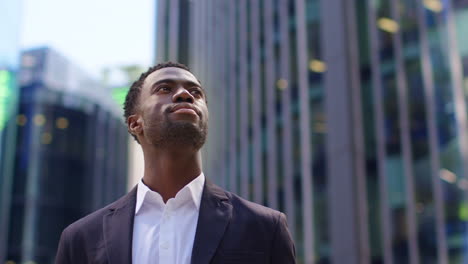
{"left": 197, "top": 106, "right": 208, "bottom": 121}
{"left": 197, "top": 102, "right": 209, "bottom": 118}
{"left": 141, "top": 101, "right": 165, "bottom": 121}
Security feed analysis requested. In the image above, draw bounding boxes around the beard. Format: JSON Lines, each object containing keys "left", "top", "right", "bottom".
{"left": 143, "top": 113, "right": 207, "bottom": 151}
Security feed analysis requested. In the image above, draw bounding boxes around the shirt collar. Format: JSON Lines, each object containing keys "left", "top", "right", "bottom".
{"left": 135, "top": 173, "right": 205, "bottom": 215}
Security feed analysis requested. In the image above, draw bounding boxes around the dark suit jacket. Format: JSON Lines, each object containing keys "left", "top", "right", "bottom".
{"left": 56, "top": 180, "right": 296, "bottom": 264}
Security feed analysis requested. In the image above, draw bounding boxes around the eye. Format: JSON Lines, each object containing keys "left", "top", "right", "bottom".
{"left": 157, "top": 85, "right": 171, "bottom": 93}
{"left": 189, "top": 88, "right": 203, "bottom": 97}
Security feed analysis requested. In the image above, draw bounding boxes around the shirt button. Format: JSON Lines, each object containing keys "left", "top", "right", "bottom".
{"left": 161, "top": 241, "right": 169, "bottom": 250}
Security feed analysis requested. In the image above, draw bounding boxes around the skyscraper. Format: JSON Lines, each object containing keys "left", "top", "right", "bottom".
{"left": 2, "top": 47, "right": 129, "bottom": 264}
{"left": 155, "top": 0, "right": 468, "bottom": 263}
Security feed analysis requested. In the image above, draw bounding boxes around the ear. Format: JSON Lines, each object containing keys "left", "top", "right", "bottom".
{"left": 127, "top": 115, "right": 143, "bottom": 137}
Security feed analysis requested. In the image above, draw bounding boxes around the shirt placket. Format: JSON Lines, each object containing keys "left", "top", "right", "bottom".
{"left": 159, "top": 200, "right": 175, "bottom": 263}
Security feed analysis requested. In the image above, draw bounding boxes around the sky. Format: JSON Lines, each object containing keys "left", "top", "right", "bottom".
{"left": 19, "top": 0, "right": 155, "bottom": 80}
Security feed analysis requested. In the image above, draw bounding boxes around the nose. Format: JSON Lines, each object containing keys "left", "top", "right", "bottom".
{"left": 172, "top": 87, "right": 194, "bottom": 103}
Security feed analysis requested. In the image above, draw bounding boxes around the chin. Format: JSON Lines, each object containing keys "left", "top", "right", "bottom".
{"left": 146, "top": 121, "right": 207, "bottom": 150}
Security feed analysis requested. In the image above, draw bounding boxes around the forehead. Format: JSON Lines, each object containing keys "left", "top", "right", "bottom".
{"left": 144, "top": 67, "right": 201, "bottom": 87}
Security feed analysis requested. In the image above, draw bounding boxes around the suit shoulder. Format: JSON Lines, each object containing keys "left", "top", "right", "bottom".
{"left": 62, "top": 189, "right": 136, "bottom": 235}
{"left": 225, "top": 191, "right": 282, "bottom": 222}
{"left": 63, "top": 204, "right": 109, "bottom": 235}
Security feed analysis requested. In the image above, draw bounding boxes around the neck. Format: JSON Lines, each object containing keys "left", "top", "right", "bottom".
{"left": 141, "top": 146, "right": 202, "bottom": 203}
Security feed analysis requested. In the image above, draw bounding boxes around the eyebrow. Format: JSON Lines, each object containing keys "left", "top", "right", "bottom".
{"left": 151, "top": 79, "right": 203, "bottom": 90}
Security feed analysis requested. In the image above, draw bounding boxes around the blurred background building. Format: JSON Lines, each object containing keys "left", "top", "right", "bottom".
{"left": 156, "top": 0, "right": 468, "bottom": 263}
{"left": 104, "top": 65, "right": 146, "bottom": 190}
{"left": 0, "top": 47, "right": 129, "bottom": 264}
{"left": 0, "top": 0, "right": 23, "bottom": 261}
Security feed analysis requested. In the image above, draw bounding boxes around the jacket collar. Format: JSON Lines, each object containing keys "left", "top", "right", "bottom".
{"left": 191, "top": 180, "right": 233, "bottom": 264}
{"left": 103, "top": 186, "right": 137, "bottom": 264}
{"left": 102, "top": 180, "right": 233, "bottom": 264}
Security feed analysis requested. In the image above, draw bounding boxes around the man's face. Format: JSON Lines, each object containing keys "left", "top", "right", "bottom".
{"left": 132, "top": 67, "right": 209, "bottom": 149}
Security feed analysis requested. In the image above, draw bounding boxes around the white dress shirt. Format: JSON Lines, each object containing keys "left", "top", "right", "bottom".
{"left": 132, "top": 173, "right": 205, "bottom": 264}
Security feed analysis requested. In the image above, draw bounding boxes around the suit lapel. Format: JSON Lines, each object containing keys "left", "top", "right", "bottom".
{"left": 103, "top": 187, "right": 137, "bottom": 264}
{"left": 191, "top": 180, "right": 232, "bottom": 264}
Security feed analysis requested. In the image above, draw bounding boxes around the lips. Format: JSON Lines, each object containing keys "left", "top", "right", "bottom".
{"left": 170, "top": 104, "right": 200, "bottom": 117}
{"left": 173, "top": 108, "right": 197, "bottom": 115}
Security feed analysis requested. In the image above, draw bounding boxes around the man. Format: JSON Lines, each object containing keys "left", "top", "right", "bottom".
{"left": 56, "top": 62, "right": 296, "bottom": 264}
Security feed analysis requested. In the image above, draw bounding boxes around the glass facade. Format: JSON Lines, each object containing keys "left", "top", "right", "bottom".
{"left": 0, "top": 0, "right": 22, "bottom": 262}
{"left": 1, "top": 48, "right": 129, "bottom": 264}
{"left": 156, "top": 0, "right": 468, "bottom": 263}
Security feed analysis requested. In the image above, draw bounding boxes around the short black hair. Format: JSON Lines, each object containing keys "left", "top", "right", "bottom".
{"left": 123, "top": 61, "right": 192, "bottom": 142}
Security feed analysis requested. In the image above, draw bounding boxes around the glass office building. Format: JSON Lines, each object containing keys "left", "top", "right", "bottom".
{"left": 156, "top": 0, "right": 468, "bottom": 263}
{"left": 1, "top": 47, "right": 129, "bottom": 264}
{"left": 0, "top": 0, "right": 22, "bottom": 262}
